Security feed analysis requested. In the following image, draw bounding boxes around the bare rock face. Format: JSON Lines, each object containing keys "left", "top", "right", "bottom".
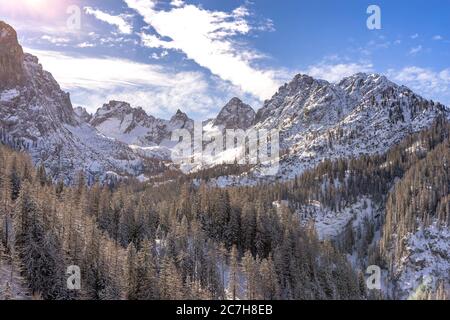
{"left": 74, "top": 107, "right": 93, "bottom": 123}
{"left": 213, "top": 97, "right": 255, "bottom": 130}
{"left": 0, "top": 21, "right": 25, "bottom": 89}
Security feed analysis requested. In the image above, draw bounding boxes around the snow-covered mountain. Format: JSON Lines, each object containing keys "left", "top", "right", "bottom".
{"left": 89, "top": 98, "right": 256, "bottom": 163}
{"left": 90, "top": 100, "right": 169, "bottom": 147}
{"left": 90, "top": 97, "right": 255, "bottom": 147}
{"left": 89, "top": 102, "right": 196, "bottom": 160}
{"left": 90, "top": 102, "right": 197, "bottom": 146}
{"left": 251, "top": 73, "right": 448, "bottom": 180}
{"left": 0, "top": 22, "right": 163, "bottom": 183}
{"left": 168, "top": 109, "right": 195, "bottom": 132}
{"left": 87, "top": 72, "right": 447, "bottom": 183}
{"left": 1, "top": 20, "right": 448, "bottom": 185}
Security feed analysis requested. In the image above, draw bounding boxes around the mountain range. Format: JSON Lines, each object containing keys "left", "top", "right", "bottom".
{"left": 1, "top": 21, "right": 447, "bottom": 184}
{"left": 1, "top": 20, "right": 449, "bottom": 300}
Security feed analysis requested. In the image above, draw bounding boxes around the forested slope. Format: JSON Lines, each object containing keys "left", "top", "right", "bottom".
{"left": 0, "top": 144, "right": 364, "bottom": 300}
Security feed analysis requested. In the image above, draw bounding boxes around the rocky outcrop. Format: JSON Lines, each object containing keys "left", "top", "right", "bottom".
{"left": 213, "top": 97, "right": 255, "bottom": 130}
{"left": 0, "top": 21, "right": 25, "bottom": 89}
{"left": 74, "top": 107, "right": 93, "bottom": 123}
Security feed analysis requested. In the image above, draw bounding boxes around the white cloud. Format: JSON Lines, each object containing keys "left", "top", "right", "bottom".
{"left": 302, "top": 62, "right": 374, "bottom": 83}
{"left": 409, "top": 45, "right": 422, "bottom": 55}
{"left": 84, "top": 7, "right": 133, "bottom": 35}
{"left": 170, "top": 0, "right": 184, "bottom": 8}
{"left": 151, "top": 50, "right": 169, "bottom": 60}
{"left": 387, "top": 66, "right": 450, "bottom": 105}
{"left": 432, "top": 35, "right": 443, "bottom": 41}
{"left": 24, "top": 48, "right": 228, "bottom": 118}
{"left": 77, "top": 42, "right": 95, "bottom": 48}
{"left": 410, "top": 33, "right": 419, "bottom": 39}
{"left": 125, "top": 0, "right": 281, "bottom": 101}
{"left": 41, "top": 35, "right": 71, "bottom": 45}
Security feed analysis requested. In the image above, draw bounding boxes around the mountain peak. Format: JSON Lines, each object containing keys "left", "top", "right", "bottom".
{"left": 91, "top": 100, "right": 159, "bottom": 130}
{"left": 169, "top": 109, "right": 193, "bottom": 131}
{"left": 213, "top": 97, "right": 255, "bottom": 129}
{"left": 0, "top": 21, "right": 25, "bottom": 89}
{"left": 292, "top": 73, "right": 329, "bottom": 85}
{"left": 338, "top": 72, "right": 397, "bottom": 99}
{"left": 171, "top": 109, "right": 190, "bottom": 120}
{"left": 340, "top": 72, "right": 389, "bottom": 84}
{"left": 103, "top": 100, "right": 132, "bottom": 111}
{"left": 74, "top": 107, "right": 92, "bottom": 123}
{"left": 228, "top": 97, "right": 243, "bottom": 104}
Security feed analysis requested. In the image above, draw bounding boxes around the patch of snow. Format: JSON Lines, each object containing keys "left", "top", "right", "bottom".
{"left": 136, "top": 174, "right": 149, "bottom": 182}
{"left": 0, "top": 89, "right": 19, "bottom": 102}
{"left": 295, "top": 197, "right": 377, "bottom": 240}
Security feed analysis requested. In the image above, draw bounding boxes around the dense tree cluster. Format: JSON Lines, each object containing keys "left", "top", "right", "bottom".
{"left": 0, "top": 144, "right": 364, "bottom": 300}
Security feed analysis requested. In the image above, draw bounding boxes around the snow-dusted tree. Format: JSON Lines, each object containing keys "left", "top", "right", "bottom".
{"left": 13, "top": 183, "right": 67, "bottom": 299}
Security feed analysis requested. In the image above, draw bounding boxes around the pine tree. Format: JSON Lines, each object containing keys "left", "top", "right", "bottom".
{"left": 258, "top": 257, "right": 280, "bottom": 300}
{"left": 136, "top": 239, "right": 159, "bottom": 299}
{"left": 228, "top": 245, "right": 239, "bottom": 300}
{"left": 125, "top": 243, "right": 138, "bottom": 300}
{"left": 159, "top": 256, "right": 184, "bottom": 300}
{"left": 242, "top": 250, "right": 257, "bottom": 300}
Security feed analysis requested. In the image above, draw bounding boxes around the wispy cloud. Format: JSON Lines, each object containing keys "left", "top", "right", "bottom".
{"left": 41, "top": 35, "right": 71, "bottom": 45}
{"left": 24, "top": 48, "right": 230, "bottom": 118}
{"left": 84, "top": 7, "right": 134, "bottom": 35}
{"left": 302, "top": 62, "right": 374, "bottom": 83}
{"left": 76, "top": 42, "right": 96, "bottom": 48}
{"left": 432, "top": 35, "right": 443, "bottom": 41}
{"left": 124, "top": 0, "right": 281, "bottom": 101}
{"left": 387, "top": 66, "right": 450, "bottom": 105}
{"left": 410, "top": 33, "right": 419, "bottom": 39}
{"left": 170, "top": 0, "right": 184, "bottom": 8}
{"left": 409, "top": 45, "right": 423, "bottom": 55}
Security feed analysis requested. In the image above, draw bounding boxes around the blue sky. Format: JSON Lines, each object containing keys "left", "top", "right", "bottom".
{"left": 1, "top": 0, "right": 449, "bottom": 119}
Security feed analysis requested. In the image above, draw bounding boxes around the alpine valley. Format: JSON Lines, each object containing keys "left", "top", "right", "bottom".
{"left": 0, "top": 21, "right": 449, "bottom": 300}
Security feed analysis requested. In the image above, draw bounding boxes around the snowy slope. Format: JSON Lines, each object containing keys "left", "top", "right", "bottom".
{"left": 392, "top": 222, "right": 450, "bottom": 299}
{"left": 0, "top": 22, "right": 163, "bottom": 183}
{"left": 91, "top": 100, "right": 169, "bottom": 147}
{"left": 0, "top": 255, "right": 30, "bottom": 300}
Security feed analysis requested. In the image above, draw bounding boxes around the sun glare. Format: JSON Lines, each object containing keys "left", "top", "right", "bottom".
{"left": 25, "top": 0, "right": 45, "bottom": 7}
{"left": 0, "top": 0, "right": 67, "bottom": 18}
